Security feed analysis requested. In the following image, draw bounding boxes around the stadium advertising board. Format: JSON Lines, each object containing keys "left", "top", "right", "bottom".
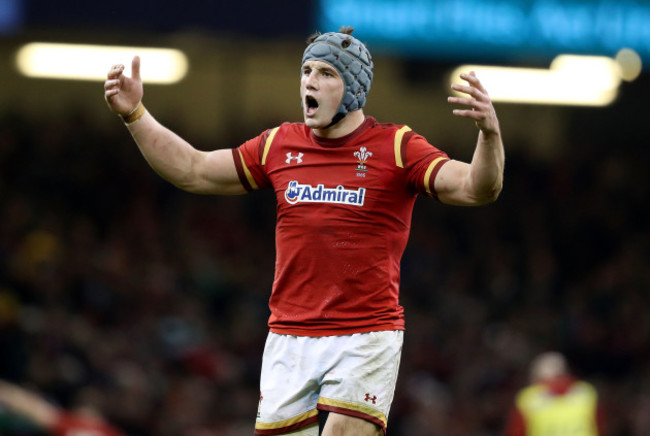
{"left": 318, "top": 0, "right": 650, "bottom": 67}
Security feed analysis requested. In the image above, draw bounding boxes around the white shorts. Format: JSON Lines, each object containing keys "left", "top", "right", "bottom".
{"left": 254, "top": 330, "right": 403, "bottom": 435}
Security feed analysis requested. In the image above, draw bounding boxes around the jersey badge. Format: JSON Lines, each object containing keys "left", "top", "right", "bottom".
{"left": 286, "top": 152, "right": 304, "bottom": 164}
{"left": 354, "top": 146, "right": 372, "bottom": 177}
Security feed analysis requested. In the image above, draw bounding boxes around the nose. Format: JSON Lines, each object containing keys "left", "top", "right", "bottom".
{"left": 304, "top": 72, "right": 318, "bottom": 90}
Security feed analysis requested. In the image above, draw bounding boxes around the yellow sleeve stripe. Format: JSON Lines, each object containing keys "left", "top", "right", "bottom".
{"left": 261, "top": 126, "right": 280, "bottom": 166}
{"left": 424, "top": 157, "right": 448, "bottom": 196}
{"left": 238, "top": 149, "right": 258, "bottom": 190}
{"left": 318, "top": 397, "right": 388, "bottom": 427}
{"left": 393, "top": 125, "right": 411, "bottom": 168}
{"left": 255, "top": 408, "right": 318, "bottom": 430}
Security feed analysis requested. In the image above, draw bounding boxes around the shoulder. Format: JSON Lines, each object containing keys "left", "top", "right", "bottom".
{"left": 277, "top": 121, "right": 309, "bottom": 135}
{"left": 515, "top": 384, "right": 545, "bottom": 407}
{"left": 265, "top": 121, "right": 311, "bottom": 144}
{"left": 373, "top": 120, "right": 408, "bottom": 131}
{"left": 367, "top": 119, "right": 422, "bottom": 147}
{"left": 361, "top": 117, "right": 417, "bottom": 148}
{"left": 368, "top": 121, "right": 439, "bottom": 171}
{"left": 572, "top": 380, "right": 598, "bottom": 397}
{"left": 365, "top": 118, "right": 414, "bottom": 137}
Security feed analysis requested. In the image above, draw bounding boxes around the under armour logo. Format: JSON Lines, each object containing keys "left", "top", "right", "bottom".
{"left": 364, "top": 393, "right": 377, "bottom": 404}
{"left": 286, "top": 152, "right": 304, "bottom": 164}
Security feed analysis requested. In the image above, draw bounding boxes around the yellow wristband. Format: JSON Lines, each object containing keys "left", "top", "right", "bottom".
{"left": 121, "top": 103, "right": 146, "bottom": 125}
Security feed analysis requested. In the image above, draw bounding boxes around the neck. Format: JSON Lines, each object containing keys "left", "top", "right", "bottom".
{"left": 312, "top": 110, "right": 365, "bottom": 139}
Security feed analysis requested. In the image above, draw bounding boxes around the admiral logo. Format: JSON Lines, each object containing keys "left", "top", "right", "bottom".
{"left": 285, "top": 181, "right": 366, "bottom": 206}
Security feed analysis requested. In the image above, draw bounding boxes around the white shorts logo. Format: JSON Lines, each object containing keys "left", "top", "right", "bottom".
{"left": 285, "top": 180, "right": 366, "bottom": 206}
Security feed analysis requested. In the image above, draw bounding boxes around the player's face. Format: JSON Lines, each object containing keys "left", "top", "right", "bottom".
{"left": 300, "top": 60, "right": 344, "bottom": 129}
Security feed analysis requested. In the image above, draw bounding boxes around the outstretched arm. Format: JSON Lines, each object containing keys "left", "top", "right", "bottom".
{"left": 104, "top": 56, "right": 245, "bottom": 195}
{"left": 434, "top": 71, "right": 505, "bottom": 206}
{"left": 0, "top": 380, "right": 60, "bottom": 430}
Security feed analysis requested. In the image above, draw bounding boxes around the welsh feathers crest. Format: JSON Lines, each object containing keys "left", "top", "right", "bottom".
{"left": 354, "top": 146, "right": 373, "bottom": 164}
{"left": 354, "top": 146, "right": 372, "bottom": 177}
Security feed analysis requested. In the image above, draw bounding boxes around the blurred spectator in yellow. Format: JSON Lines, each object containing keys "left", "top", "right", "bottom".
{"left": 504, "top": 352, "right": 605, "bottom": 436}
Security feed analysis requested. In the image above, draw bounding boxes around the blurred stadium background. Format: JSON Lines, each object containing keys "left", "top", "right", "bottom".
{"left": 1, "top": 0, "right": 649, "bottom": 434}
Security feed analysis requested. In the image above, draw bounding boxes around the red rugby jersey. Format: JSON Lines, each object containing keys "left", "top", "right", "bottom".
{"left": 233, "top": 116, "right": 449, "bottom": 336}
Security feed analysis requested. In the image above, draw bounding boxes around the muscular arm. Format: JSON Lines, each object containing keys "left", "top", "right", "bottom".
{"left": 104, "top": 56, "right": 246, "bottom": 195}
{"left": 127, "top": 112, "right": 245, "bottom": 195}
{"left": 435, "top": 72, "right": 504, "bottom": 206}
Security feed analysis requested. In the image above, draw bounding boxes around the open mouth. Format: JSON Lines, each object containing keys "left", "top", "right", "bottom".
{"left": 305, "top": 95, "right": 319, "bottom": 116}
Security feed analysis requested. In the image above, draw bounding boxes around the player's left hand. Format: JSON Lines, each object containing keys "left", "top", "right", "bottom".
{"left": 104, "top": 56, "right": 143, "bottom": 117}
{"left": 448, "top": 71, "right": 500, "bottom": 136}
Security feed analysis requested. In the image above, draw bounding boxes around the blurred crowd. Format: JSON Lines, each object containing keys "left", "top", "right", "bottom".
{"left": 0, "top": 107, "right": 649, "bottom": 435}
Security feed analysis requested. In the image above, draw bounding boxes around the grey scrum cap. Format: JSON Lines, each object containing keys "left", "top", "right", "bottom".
{"left": 302, "top": 29, "right": 374, "bottom": 120}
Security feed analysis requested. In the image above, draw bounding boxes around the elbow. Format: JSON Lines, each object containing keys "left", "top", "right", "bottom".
{"left": 486, "top": 181, "right": 503, "bottom": 203}
{"left": 468, "top": 164, "right": 504, "bottom": 205}
{"left": 472, "top": 180, "right": 503, "bottom": 205}
{"left": 158, "top": 170, "right": 200, "bottom": 193}
{"left": 172, "top": 178, "right": 203, "bottom": 194}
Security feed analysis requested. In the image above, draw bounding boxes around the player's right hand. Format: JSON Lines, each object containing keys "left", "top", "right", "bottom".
{"left": 104, "top": 56, "right": 144, "bottom": 116}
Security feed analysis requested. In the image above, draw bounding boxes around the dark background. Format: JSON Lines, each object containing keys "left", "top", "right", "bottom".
{"left": 1, "top": 1, "right": 649, "bottom": 435}
{"left": 21, "top": 1, "right": 314, "bottom": 36}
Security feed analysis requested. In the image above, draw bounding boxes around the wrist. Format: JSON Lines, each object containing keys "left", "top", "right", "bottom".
{"left": 121, "top": 102, "right": 146, "bottom": 125}
{"left": 480, "top": 128, "right": 501, "bottom": 141}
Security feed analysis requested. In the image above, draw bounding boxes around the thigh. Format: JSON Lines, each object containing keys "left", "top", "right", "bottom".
{"left": 284, "top": 422, "right": 319, "bottom": 436}
{"left": 322, "top": 412, "right": 383, "bottom": 436}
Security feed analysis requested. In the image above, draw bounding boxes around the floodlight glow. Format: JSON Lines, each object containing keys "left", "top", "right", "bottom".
{"left": 15, "top": 43, "right": 188, "bottom": 84}
{"left": 615, "top": 48, "right": 642, "bottom": 82}
{"left": 449, "top": 54, "right": 624, "bottom": 106}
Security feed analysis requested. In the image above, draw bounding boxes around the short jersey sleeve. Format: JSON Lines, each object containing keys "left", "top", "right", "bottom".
{"left": 231, "top": 127, "right": 279, "bottom": 191}
{"left": 400, "top": 129, "right": 450, "bottom": 197}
